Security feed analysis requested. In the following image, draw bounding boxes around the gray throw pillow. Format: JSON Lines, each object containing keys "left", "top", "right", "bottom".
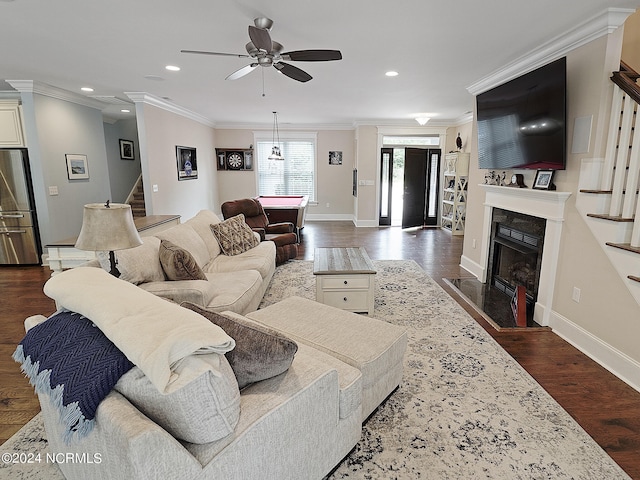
{"left": 209, "top": 213, "right": 260, "bottom": 256}
{"left": 158, "top": 239, "right": 207, "bottom": 281}
{"left": 182, "top": 302, "right": 298, "bottom": 389}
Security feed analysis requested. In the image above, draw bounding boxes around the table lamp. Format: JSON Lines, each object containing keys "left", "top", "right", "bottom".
{"left": 75, "top": 201, "right": 143, "bottom": 277}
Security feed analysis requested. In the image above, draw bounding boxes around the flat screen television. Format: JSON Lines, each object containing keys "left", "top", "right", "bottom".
{"left": 477, "top": 57, "right": 566, "bottom": 170}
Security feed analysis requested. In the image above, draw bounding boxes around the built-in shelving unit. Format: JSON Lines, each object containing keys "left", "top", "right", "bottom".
{"left": 441, "top": 152, "right": 469, "bottom": 235}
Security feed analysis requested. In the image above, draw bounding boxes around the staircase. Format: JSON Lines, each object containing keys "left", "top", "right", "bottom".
{"left": 126, "top": 175, "right": 146, "bottom": 218}
{"left": 577, "top": 61, "right": 640, "bottom": 304}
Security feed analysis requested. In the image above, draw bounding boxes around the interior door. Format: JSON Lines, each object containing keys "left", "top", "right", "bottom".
{"left": 379, "top": 148, "right": 394, "bottom": 226}
{"left": 401, "top": 148, "right": 440, "bottom": 228}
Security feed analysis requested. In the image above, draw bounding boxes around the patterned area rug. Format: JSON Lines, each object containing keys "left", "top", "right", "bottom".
{"left": 0, "top": 260, "right": 630, "bottom": 479}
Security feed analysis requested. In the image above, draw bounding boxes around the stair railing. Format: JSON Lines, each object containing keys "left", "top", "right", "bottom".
{"left": 604, "top": 62, "right": 640, "bottom": 248}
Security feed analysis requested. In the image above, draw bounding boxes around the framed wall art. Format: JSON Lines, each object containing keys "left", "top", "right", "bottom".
{"left": 329, "top": 151, "right": 343, "bottom": 165}
{"left": 65, "top": 154, "right": 89, "bottom": 180}
{"left": 215, "top": 148, "right": 254, "bottom": 171}
{"left": 119, "top": 139, "right": 134, "bottom": 160}
{"left": 176, "top": 146, "right": 198, "bottom": 180}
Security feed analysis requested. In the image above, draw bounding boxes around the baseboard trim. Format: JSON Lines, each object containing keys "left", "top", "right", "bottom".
{"left": 460, "top": 255, "right": 484, "bottom": 280}
{"left": 549, "top": 310, "right": 640, "bottom": 393}
{"left": 306, "top": 214, "right": 355, "bottom": 222}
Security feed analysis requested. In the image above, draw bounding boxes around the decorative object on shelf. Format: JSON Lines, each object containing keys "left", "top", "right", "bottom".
{"left": 329, "top": 151, "right": 342, "bottom": 165}
{"left": 75, "top": 200, "right": 143, "bottom": 277}
{"left": 507, "top": 173, "right": 526, "bottom": 188}
{"left": 215, "top": 148, "right": 254, "bottom": 171}
{"left": 65, "top": 154, "right": 89, "bottom": 180}
{"left": 456, "top": 133, "right": 462, "bottom": 151}
{"left": 119, "top": 139, "right": 134, "bottom": 160}
{"left": 483, "top": 170, "right": 506, "bottom": 186}
{"left": 268, "top": 111, "right": 284, "bottom": 160}
{"left": 176, "top": 146, "right": 198, "bottom": 180}
{"left": 532, "top": 169, "right": 556, "bottom": 190}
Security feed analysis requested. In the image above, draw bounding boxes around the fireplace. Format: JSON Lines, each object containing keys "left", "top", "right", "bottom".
{"left": 487, "top": 209, "right": 546, "bottom": 310}
{"left": 459, "top": 185, "right": 571, "bottom": 327}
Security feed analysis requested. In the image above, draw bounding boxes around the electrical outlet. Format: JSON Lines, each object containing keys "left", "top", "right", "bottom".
{"left": 572, "top": 287, "right": 581, "bottom": 303}
{"left": 326, "top": 202, "right": 330, "bottom": 208}
{"left": 48, "top": 186, "right": 58, "bottom": 196}
{"left": 153, "top": 184, "right": 159, "bottom": 192}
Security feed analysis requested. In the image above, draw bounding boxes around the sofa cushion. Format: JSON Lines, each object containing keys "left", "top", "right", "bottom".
{"left": 159, "top": 239, "right": 207, "bottom": 281}
{"left": 203, "top": 270, "right": 263, "bottom": 313}
{"left": 97, "top": 236, "right": 165, "bottom": 285}
{"left": 182, "top": 303, "right": 298, "bottom": 389}
{"left": 115, "top": 353, "right": 240, "bottom": 444}
{"left": 210, "top": 214, "right": 260, "bottom": 256}
{"left": 156, "top": 223, "right": 210, "bottom": 269}
{"left": 184, "top": 210, "right": 223, "bottom": 259}
{"left": 206, "top": 240, "right": 276, "bottom": 280}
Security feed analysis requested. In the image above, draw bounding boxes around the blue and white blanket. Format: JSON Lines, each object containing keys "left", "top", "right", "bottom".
{"left": 13, "top": 310, "right": 134, "bottom": 443}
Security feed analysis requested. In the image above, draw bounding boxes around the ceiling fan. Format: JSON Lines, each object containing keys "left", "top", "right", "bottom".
{"left": 181, "top": 17, "right": 342, "bottom": 83}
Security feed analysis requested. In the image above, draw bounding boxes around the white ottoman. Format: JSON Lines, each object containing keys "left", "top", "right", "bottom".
{"left": 247, "top": 296, "right": 407, "bottom": 421}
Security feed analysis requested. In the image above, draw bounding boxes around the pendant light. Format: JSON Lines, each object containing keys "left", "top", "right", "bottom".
{"left": 268, "top": 111, "right": 285, "bottom": 160}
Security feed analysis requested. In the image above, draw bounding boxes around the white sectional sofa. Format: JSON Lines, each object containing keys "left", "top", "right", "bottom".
{"left": 93, "top": 209, "right": 276, "bottom": 314}
{"left": 21, "top": 268, "right": 407, "bottom": 480}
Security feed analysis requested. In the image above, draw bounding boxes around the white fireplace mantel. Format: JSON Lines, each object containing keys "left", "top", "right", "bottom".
{"left": 478, "top": 185, "right": 572, "bottom": 326}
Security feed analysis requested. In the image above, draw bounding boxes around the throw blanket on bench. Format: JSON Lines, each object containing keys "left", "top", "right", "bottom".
{"left": 13, "top": 311, "right": 134, "bottom": 443}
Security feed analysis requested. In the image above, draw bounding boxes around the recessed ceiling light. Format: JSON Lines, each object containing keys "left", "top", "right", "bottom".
{"left": 165, "top": 65, "right": 181, "bottom": 72}
{"left": 81, "top": 87, "right": 94, "bottom": 92}
{"left": 385, "top": 71, "right": 399, "bottom": 77}
{"left": 121, "top": 109, "right": 131, "bottom": 113}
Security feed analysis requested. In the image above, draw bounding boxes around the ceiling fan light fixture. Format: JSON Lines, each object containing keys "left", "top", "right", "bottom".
{"left": 269, "top": 111, "right": 285, "bottom": 160}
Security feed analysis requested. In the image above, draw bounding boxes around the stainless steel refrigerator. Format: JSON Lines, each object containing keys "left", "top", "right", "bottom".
{"left": 0, "top": 149, "right": 41, "bottom": 264}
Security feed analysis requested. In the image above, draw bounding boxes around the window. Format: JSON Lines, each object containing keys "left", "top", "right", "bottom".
{"left": 255, "top": 132, "right": 316, "bottom": 200}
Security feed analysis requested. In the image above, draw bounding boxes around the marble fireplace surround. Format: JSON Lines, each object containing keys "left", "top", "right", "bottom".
{"left": 469, "top": 185, "right": 571, "bottom": 326}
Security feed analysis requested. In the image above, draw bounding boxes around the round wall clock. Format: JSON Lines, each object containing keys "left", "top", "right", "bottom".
{"left": 226, "top": 152, "right": 244, "bottom": 170}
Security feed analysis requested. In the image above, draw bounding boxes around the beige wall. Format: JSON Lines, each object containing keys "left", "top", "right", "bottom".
{"left": 354, "top": 126, "right": 379, "bottom": 225}
{"left": 137, "top": 104, "right": 218, "bottom": 219}
{"left": 462, "top": 29, "right": 640, "bottom": 367}
{"left": 215, "top": 128, "right": 355, "bottom": 219}
{"left": 622, "top": 9, "right": 640, "bottom": 72}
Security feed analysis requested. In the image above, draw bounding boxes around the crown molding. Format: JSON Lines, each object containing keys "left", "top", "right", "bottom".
{"left": 5, "top": 80, "right": 106, "bottom": 110}
{"left": 215, "top": 122, "right": 355, "bottom": 131}
{"left": 467, "top": 7, "right": 635, "bottom": 96}
{"left": 125, "top": 92, "right": 216, "bottom": 128}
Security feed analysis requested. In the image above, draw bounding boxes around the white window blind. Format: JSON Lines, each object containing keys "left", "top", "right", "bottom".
{"left": 255, "top": 133, "right": 316, "bottom": 200}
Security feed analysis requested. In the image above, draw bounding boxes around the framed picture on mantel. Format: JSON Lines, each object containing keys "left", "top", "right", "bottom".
{"left": 532, "top": 170, "right": 556, "bottom": 190}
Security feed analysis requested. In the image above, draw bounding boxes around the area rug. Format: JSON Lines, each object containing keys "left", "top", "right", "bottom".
{"left": 0, "top": 260, "right": 630, "bottom": 479}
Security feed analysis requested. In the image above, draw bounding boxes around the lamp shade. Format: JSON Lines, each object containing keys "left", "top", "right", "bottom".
{"left": 75, "top": 203, "right": 143, "bottom": 251}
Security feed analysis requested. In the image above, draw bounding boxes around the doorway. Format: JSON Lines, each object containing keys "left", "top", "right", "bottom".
{"left": 379, "top": 145, "right": 441, "bottom": 228}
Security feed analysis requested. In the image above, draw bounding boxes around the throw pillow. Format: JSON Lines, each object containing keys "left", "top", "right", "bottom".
{"left": 97, "top": 236, "right": 165, "bottom": 285}
{"left": 158, "top": 239, "right": 207, "bottom": 281}
{"left": 181, "top": 302, "right": 298, "bottom": 389}
{"left": 115, "top": 353, "right": 240, "bottom": 444}
{"left": 210, "top": 213, "right": 260, "bottom": 256}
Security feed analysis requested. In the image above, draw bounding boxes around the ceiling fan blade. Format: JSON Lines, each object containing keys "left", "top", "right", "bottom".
{"left": 181, "top": 49, "right": 250, "bottom": 58}
{"left": 225, "top": 64, "right": 258, "bottom": 80}
{"left": 274, "top": 62, "right": 312, "bottom": 83}
{"left": 281, "top": 50, "right": 342, "bottom": 62}
{"left": 248, "top": 25, "right": 273, "bottom": 53}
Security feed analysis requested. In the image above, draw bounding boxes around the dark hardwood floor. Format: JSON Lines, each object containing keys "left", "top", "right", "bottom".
{"left": 1, "top": 221, "right": 639, "bottom": 478}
